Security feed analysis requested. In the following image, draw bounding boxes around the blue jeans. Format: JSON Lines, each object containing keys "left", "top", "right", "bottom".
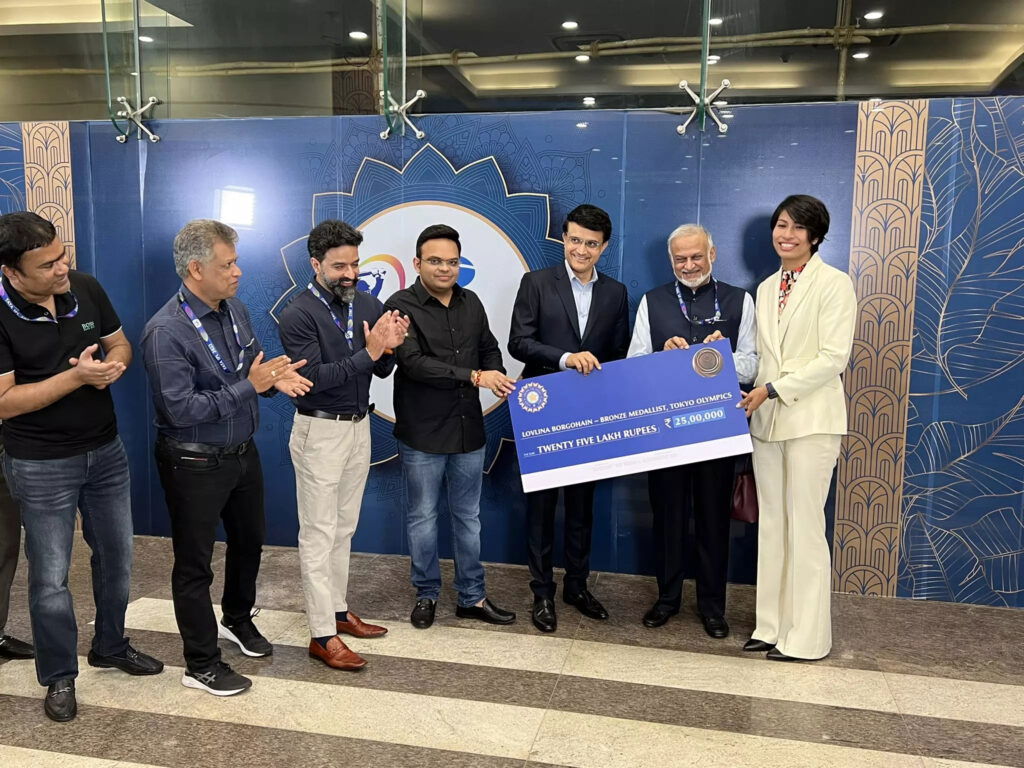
{"left": 2, "top": 437, "right": 133, "bottom": 686}
{"left": 399, "top": 442, "right": 486, "bottom": 607}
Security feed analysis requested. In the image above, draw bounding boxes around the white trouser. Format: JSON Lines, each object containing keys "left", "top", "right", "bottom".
{"left": 289, "top": 414, "right": 371, "bottom": 638}
{"left": 750, "top": 433, "right": 842, "bottom": 659}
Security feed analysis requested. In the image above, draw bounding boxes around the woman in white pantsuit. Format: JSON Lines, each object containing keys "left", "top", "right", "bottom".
{"left": 738, "top": 195, "right": 856, "bottom": 661}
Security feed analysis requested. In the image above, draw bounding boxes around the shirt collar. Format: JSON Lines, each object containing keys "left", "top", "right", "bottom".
{"left": 179, "top": 283, "right": 221, "bottom": 318}
{"left": 411, "top": 277, "right": 463, "bottom": 306}
{"left": 564, "top": 259, "right": 595, "bottom": 287}
{"left": 1, "top": 273, "right": 75, "bottom": 319}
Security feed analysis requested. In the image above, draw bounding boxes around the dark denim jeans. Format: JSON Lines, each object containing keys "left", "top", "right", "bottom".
{"left": 2, "top": 437, "right": 133, "bottom": 686}
{"left": 399, "top": 442, "right": 486, "bottom": 607}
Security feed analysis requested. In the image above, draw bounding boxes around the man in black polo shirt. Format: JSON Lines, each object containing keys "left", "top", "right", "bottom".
{"left": 385, "top": 224, "right": 517, "bottom": 630}
{"left": 278, "top": 219, "right": 407, "bottom": 670}
{"left": 0, "top": 212, "right": 163, "bottom": 722}
{"left": 627, "top": 223, "right": 758, "bottom": 636}
{"left": 142, "top": 219, "right": 311, "bottom": 696}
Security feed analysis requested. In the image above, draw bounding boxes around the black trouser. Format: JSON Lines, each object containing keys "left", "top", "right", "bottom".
{"left": 155, "top": 441, "right": 265, "bottom": 671}
{"left": 527, "top": 481, "right": 596, "bottom": 599}
{"left": 647, "top": 456, "right": 735, "bottom": 617}
{"left": 0, "top": 446, "right": 21, "bottom": 633}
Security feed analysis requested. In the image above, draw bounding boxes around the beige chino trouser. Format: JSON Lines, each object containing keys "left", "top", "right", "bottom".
{"left": 750, "top": 433, "right": 842, "bottom": 660}
{"left": 289, "top": 414, "right": 371, "bottom": 638}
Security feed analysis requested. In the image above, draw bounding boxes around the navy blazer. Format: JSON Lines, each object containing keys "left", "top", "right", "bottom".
{"left": 508, "top": 263, "right": 630, "bottom": 379}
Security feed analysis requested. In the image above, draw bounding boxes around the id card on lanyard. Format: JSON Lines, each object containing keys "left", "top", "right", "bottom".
{"left": 178, "top": 291, "right": 253, "bottom": 374}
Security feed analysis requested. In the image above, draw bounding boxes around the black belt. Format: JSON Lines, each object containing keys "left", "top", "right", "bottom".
{"left": 158, "top": 436, "right": 251, "bottom": 456}
{"left": 298, "top": 406, "right": 374, "bottom": 422}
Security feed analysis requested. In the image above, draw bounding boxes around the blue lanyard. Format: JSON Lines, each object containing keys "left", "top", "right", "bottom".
{"left": 675, "top": 278, "right": 722, "bottom": 326}
{"left": 177, "top": 291, "right": 251, "bottom": 374}
{"left": 307, "top": 282, "right": 354, "bottom": 350}
{"left": 0, "top": 278, "right": 78, "bottom": 324}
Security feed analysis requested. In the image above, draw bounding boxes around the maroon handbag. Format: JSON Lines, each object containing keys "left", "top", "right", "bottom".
{"left": 731, "top": 454, "right": 759, "bottom": 523}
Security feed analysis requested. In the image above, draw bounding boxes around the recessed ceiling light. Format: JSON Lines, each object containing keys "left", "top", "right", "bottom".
{"left": 869, "top": 97, "right": 883, "bottom": 102}
{"left": 575, "top": 54, "right": 590, "bottom": 63}
{"left": 562, "top": 20, "right": 579, "bottom": 30}
{"left": 713, "top": 99, "right": 728, "bottom": 106}
{"left": 708, "top": 17, "right": 723, "bottom": 26}
{"left": 864, "top": 10, "right": 884, "bottom": 21}
{"left": 852, "top": 51, "right": 870, "bottom": 59}
{"left": 576, "top": 122, "right": 589, "bottom": 129}
{"left": 707, "top": 54, "right": 721, "bottom": 62}
{"left": 349, "top": 31, "right": 369, "bottom": 40}
{"left": 583, "top": 96, "right": 596, "bottom": 106}
{"left": 138, "top": 35, "right": 154, "bottom": 43}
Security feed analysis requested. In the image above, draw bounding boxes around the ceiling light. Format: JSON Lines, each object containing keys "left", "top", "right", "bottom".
{"left": 713, "top": 99, "right": 728, "bottom": 106}
{"left": 575, "top": 54, "right": 590, "bottom": 63}
{"left": 707, "top": 54, "right": 721, "bottom": 62}
{"left": 576, "top": 122, "right": 589, "bottom": 129}
{"left": 138, "top": 35, "right": 154, "bottom": 43}
{"left": 852, "top": 51, "right": 870, "bottom": 60}
{"left": 870, "top": 96, "right": 882, "bottom": 101}
{"left": 708, "top": 17, "right": 723, "bottom": 26}
{"left": 706, "top": 59, "right": 718, "bottom": 65}
{"left": 864, "top": 10, "right": 884, "bottom": 21}
{"left": 562, "top": 20, "right": 579, "bottom": 30}
{"left": 349, "top": 30, "right": 369, "bottom": 40}
{"left": 583, "top": 96, "right": 596, "bottom": 106}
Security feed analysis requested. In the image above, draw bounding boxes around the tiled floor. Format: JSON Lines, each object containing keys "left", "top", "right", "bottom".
{"left": 0, "top": 535, "right": 1022, "bottom": 767}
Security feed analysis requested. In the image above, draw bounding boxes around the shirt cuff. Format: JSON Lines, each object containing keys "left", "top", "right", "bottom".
{"left": 558, "top": 352, "right": 570, "bottom": 371}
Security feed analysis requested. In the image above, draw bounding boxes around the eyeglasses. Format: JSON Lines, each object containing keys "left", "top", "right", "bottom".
{"left": 566, "top": 235, "right": 603, "bottom": 251}
{"left": 422, "top": 257, "right": 460, "bottom": 268}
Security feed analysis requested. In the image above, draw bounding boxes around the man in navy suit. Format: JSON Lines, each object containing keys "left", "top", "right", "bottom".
{"left": 508, "top": 204, "right": 629, "bottom": 633}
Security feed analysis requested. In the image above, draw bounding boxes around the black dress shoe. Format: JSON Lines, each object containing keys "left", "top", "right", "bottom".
{"left": 455, "top": 597, "right": 516, "bottom": 625}
{"left": 743, "top": 638, "right": 775, "bottom": 652}
{"left": 699, "top": 614, "right": 730, "bottom": 639}
{"left": 0, "top": 634, "right": 35, "bottom": 659}
{"left": 87, "top": 644, "right": 164, "bottom": 675}
{"left": 766, "top": 648, "right": 819, "bottom": 662}
{"left": 410, "top": 598, "right": 436, "bottom": 629}
{"left": 44, "top": 678, "right": 77, "bottom": 722}
{"left": 532, "top": 597, "right": 557, "bottom": 633}
{"left": 642, "top": 604, "right": 678, "bottom": 628}
{"left": 563, "top": 589, "right": 608, "bottom": 620}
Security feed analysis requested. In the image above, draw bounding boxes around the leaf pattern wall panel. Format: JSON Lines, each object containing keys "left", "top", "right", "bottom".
{"left": 0, "top": 123, "right": 26, "bottom": 215}
{"left": 899, "top": 97, "right": 1024, "bottom": 607}
{"left": 21, "top": 122, "right": 76, "bottom": 267}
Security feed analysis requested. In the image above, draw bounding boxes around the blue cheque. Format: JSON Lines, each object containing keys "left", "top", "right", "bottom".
{"left": 509, "top": 339, "right": 752, "bottom": 492}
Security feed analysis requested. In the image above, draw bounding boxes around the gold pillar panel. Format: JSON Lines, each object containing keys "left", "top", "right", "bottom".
{"left": 21, "top": 121, "right": 76, "bottom": 268}
{"left": 834, "top": 100, "right": 928, "bottom": 597}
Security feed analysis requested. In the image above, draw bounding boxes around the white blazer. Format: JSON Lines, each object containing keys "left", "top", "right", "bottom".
{"left": 749, "top": 253, "right": 857, "bottom": 443}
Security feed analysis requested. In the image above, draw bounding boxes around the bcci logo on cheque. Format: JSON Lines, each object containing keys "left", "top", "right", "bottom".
{"left": 518, "top": 382, "right": 548, "bottom": 413}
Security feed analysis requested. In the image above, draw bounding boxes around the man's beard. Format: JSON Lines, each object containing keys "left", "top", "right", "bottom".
{"left": 324, "top": 276, "right": 356, "bottom": 303}
{"left": 678, "top": 268, "right": 712, "bottom": 290}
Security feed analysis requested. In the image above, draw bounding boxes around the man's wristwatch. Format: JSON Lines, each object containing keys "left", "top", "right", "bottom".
{"left": 765, "top": 382, "right": 779, "bottom": 400}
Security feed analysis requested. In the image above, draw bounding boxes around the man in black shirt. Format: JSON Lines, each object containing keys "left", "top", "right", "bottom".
{"left": 385, "top": 224, "right": 516, "bottom": 629}
{"left": 0, "top": 212, "right": 163, "bottom": 722}
{"left": 278, "top": 219, "right": 407, "bottom": 670}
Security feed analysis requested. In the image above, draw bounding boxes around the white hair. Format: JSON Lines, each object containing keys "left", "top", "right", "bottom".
{"left": 666, "top": 223, "right": 714, "bottom": 254}
{"left": 172, "top": 219, "right": 238, "bottom": 280}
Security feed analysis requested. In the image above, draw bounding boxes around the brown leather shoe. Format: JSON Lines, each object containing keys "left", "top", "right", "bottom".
{"left": 336, "top": 612, "right": 388, "bottom": 639}
{"left": 308, "top": 637, "right": 367, "bottom": 670}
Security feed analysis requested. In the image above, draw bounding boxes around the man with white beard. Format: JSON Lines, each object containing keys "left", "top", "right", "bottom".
{"left": 627, "top": 224, "right": 757, "bottom": 636}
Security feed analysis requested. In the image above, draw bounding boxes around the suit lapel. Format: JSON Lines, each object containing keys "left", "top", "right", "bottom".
{"left": 778, "top": 255, "right": 822, "bottom": 346}
{"left": 762, "top": 271, "right": 782, "bottom": 363}
{"left": 554, "top": 265, "right": 582, "bottom": 341}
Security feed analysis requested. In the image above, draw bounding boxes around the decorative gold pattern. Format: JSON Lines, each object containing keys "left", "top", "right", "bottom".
{"left": 21, "top": 121, "right": 76, "bottom": 267}
{"left": 834, "top": 100, "right": 928, "bottom": 597}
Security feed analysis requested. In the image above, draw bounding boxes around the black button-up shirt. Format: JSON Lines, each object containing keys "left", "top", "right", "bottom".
{"left": 384, "top": 279, "right": 504, "bottom": 454}
{"left": 141, "top": 285, "right": 265, "bottom": 447}
{"left": 277, "top": 286, "right": 395, "bottom": 414}
{"left": 0, "top": 271, "right": 121, "bottom": 459}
